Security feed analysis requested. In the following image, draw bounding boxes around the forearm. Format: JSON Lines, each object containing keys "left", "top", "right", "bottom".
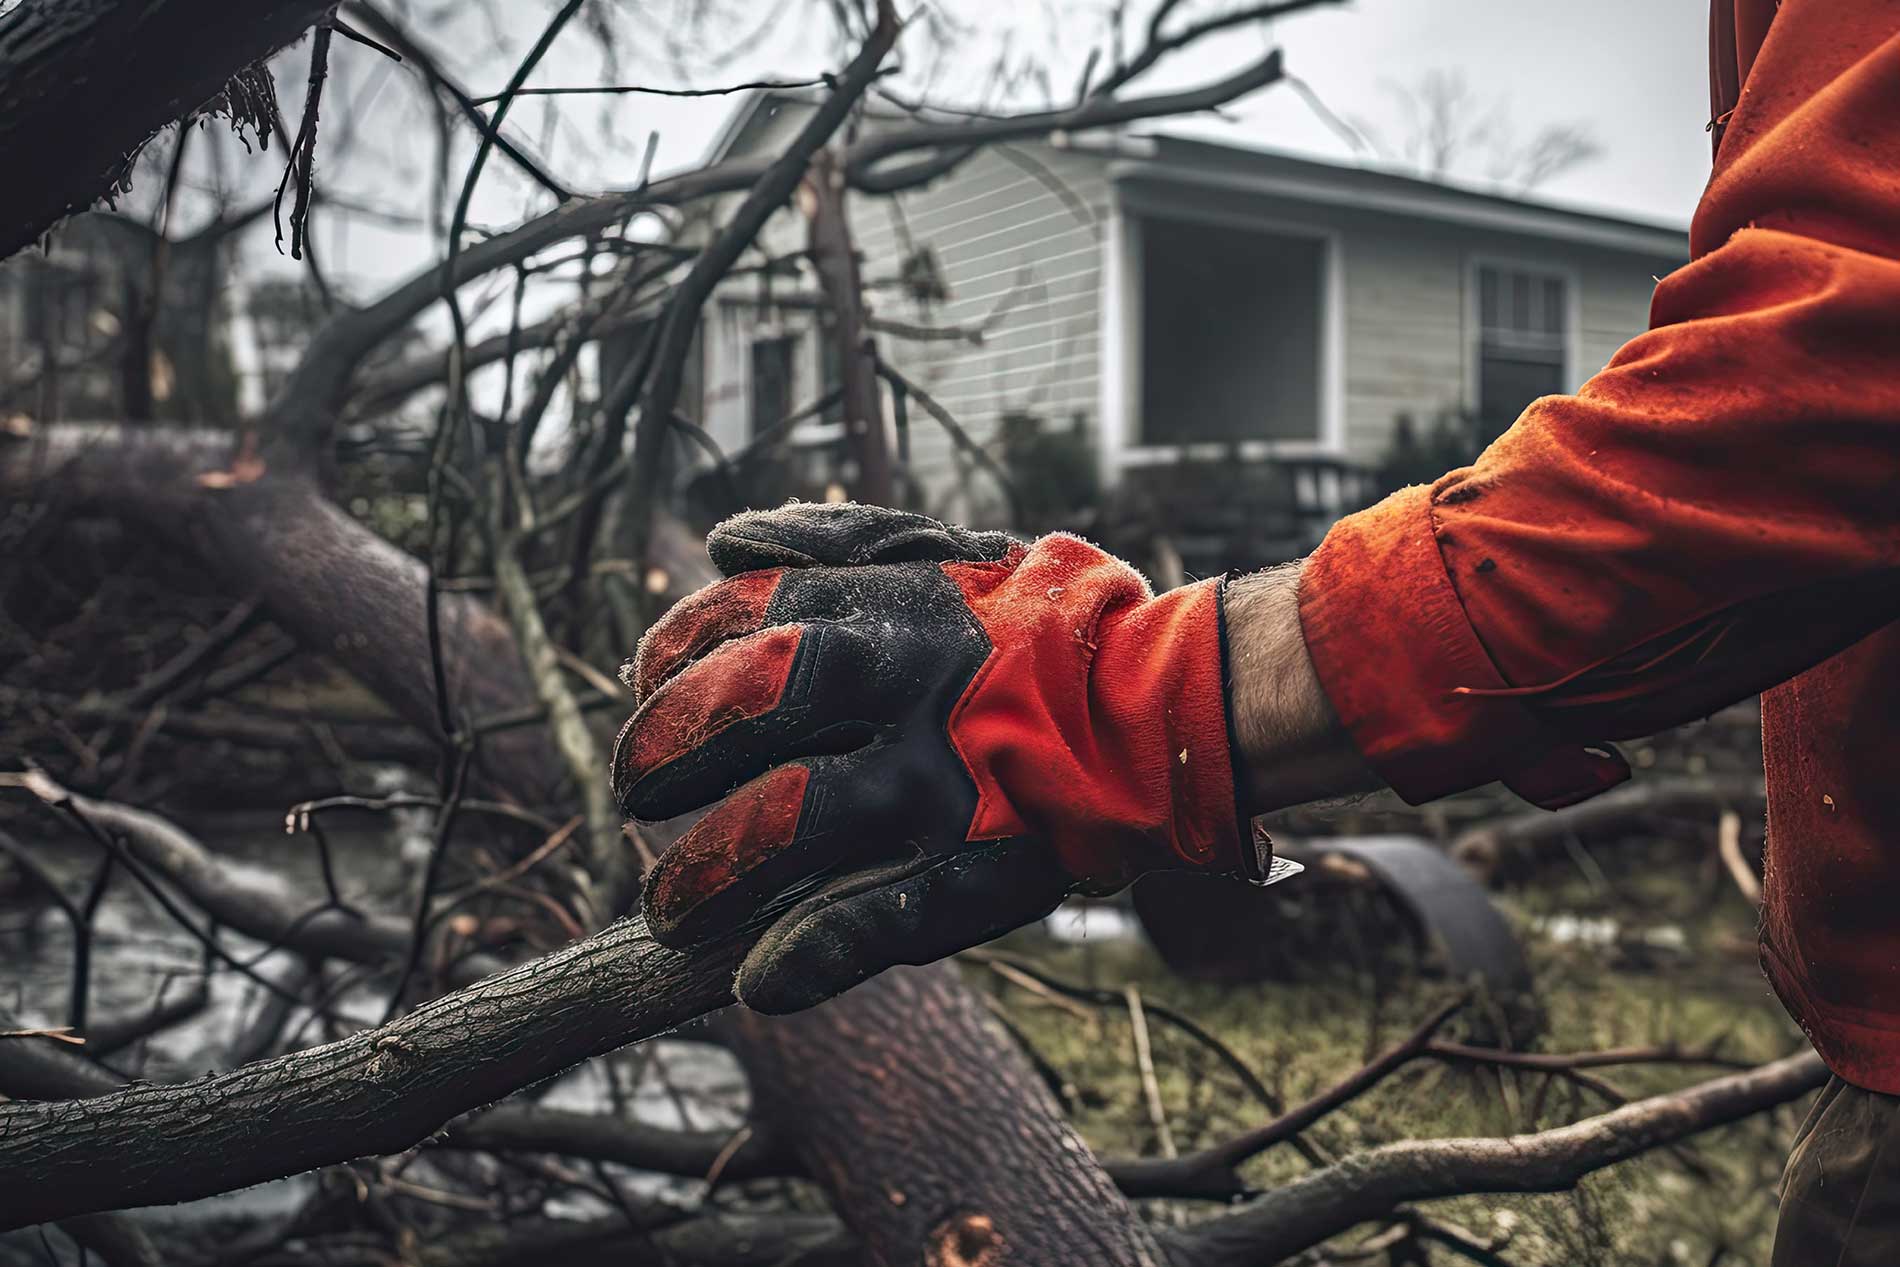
{"left": 1224, "top": 563, "right": 1379, "bottom": 813}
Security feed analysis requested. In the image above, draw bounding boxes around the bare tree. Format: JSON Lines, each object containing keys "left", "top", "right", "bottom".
{"left": 1354, "top": 68, "right": 1604, "bottom": 192}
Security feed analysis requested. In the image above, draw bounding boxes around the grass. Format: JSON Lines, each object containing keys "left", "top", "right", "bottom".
{"left": 968, "top": 846, "right": 1808, "bottom": 1265}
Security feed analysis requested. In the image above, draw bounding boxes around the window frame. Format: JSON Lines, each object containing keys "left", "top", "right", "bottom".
{"left": 1100, "top": 192, "right": 1346, "bottom": 486}
{"left": 1465, "top": 253, "right": 1583, "bottom": 429}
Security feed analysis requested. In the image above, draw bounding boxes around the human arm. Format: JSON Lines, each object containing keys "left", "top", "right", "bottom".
{"left": 1271, "top": 0, "right": 1900, "bottom": 810}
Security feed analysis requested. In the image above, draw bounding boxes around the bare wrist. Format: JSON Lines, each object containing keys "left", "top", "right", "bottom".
{"left": 1224, "top": 561, "right": 1380, "bottom": 812}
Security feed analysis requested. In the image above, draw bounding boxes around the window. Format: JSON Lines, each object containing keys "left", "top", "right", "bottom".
{"left": 1475, "top": 263, "right": 1569, "bottom": 442}
{"left": 749, "top": 335, "right": 795, "bottom": 439}
{"left": 1139, "top": 217, "right": 1325, "bottom": 446}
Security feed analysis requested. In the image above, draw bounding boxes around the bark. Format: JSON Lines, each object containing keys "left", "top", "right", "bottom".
{"left": 0, "top": 1014, "right": 169, "bottom": 1267}
{"left": 1161, "top": 1049, "right": 1827, "bottom": 1267}
{"left": 0, "top": 0, "right": 335, "bottom": 258}
{"left": 6, "top": 421, "right": 1164, "bottom": 1265}
{"left": 733, "top": 963, "right": 1169, "bottom": 1267}
{"left": 805, "top": 149, "right": 893, "bottom": 504}
{"left": 252, "top": 1212, "right": 858, "bottom": 1267}
{"left": 0, "top": 914, "right": 745, "bottom": 1230}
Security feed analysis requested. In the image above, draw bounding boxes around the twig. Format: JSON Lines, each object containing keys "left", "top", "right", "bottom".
{"left": 273, "top": 20, "right": 335, "bottom": 260}
{"left": 1093, "top": 0, "right": 1336, "bottom": 97}
{"left": 874, "top": 357, "right": 1024, "bottom": 524}
{"left": 383, "top": 741, "right": 476, "bottom": 1020}
{"left": 1717, "top": 809, "right": 1762, "bottom": 905}
{"left": 1125, "top": 984, "right": 1177, "bottom": 1159}
{"left": 117, "top": 598, "right": 260, "bottom": 708}
{"left": 344, "top": 3, "right": 572, "bottom": 201}
{"left": 1159, "top": 1049, "right": 1828, "bottom": 1267}
{"left": 473, "top": 75, "right": 841, "bottom": 104}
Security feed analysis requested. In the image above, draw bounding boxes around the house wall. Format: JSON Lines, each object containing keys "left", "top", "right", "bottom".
{"left": 849, "top": 142, "right": 1113, "bottom": 523}
{"left": 692, "top": 103, "right": 1684, "bottom": 527}
{"left": 1114, "top": 173, "right": 1683, "bottom": 472}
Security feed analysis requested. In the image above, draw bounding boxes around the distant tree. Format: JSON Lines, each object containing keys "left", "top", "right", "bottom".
{"left": 1353, "top": 68, "right": 1604, "bottom": 192}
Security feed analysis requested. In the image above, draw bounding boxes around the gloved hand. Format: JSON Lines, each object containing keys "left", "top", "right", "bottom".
{"left": 613, "top": 503, "right": 1279, "bottom": 1013}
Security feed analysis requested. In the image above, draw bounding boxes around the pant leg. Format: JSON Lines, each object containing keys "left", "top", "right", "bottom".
{"left": 1773, "top": 1074, "right": 1900, "bottom": 1266}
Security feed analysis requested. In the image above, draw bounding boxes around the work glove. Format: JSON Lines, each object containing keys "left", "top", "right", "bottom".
{"left": 613, "top": 502, "right": 1287, "bottom": 1013}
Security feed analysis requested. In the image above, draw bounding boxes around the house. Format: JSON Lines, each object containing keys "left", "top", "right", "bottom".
{"left": 680, "top": 92, "right": 1688, "bottom": 570}
{"left": 0, "top": 212, "right": 245, "bottom": 426}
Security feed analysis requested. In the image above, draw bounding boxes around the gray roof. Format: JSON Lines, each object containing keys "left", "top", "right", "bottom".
{"left": 705, "top": 90, "right": 1690, "bottom": 261}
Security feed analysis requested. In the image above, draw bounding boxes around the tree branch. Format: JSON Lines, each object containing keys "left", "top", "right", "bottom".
{"left": 0, "top": 915, "right": 744, "bottom": 1230}
{"left": 614, "top": 0, "right": 900, "bottom": 575}
{"left": 1162, "top": 1049, "right": 1827, "bottom": 1267}
{"left": 341, "top": 2, "right": 573, "bottom": 202}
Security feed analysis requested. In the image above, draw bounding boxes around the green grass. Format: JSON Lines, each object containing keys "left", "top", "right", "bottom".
{"left": 968, "top": 854, "right": 1807, "bottom": 1264}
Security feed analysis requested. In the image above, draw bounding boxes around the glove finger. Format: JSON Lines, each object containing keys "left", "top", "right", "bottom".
{"left": 625, "top": 569, "right": 785, "bottom": 704}
{"left": 614, "top": 620, "right": 892, "bottom": 823}
{"left": 708, "top": 502, "right": 1016, "bottom": 575}
{"left": 734, "top": 840, "right": 1072, "bottom": 1015}
{"left": 641, "top": 746, "right": 915, "bottom": 947}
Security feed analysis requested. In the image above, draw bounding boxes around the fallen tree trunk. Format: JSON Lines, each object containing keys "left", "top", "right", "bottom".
{"left": 0, "top": 914, "right": 742, "bottom": 1230}
{"left": 732, "top": 964, "right": 1170, "bottom": 1266}
{"left": 0, "top": 0, "right": 334, "bottom": 258}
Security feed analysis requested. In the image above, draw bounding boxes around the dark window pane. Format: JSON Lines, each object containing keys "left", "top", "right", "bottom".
{"left": 1479, "top": 266, "right": 1499, "bottom": 330}
{"left": 749, "top": 336, "right": 794, "bottom": 440}
{"left": 1478, "top": 352, "right": 1566, "bottom": 443}
{"left": 1140, "top": 218, "right": 1324, "bottom": 444}
{"left": 1542, "top": 276, "right": 1565, "bottom": 334}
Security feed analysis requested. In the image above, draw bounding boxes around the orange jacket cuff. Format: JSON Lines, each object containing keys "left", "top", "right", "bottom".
{"left": 1298, "top": 482, "right": 1626, "bottom": 808}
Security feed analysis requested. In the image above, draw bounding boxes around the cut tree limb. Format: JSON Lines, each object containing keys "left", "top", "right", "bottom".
{"left": 0, "top": 915, "right": 742, "bottom": 1230}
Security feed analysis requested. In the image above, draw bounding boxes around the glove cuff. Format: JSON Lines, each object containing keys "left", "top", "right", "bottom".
{"left": 1124, "top": 575, "right": 1249, "bottom": 873}
{"left": 942, "top": 540, "right": 1247, "bottom": 881}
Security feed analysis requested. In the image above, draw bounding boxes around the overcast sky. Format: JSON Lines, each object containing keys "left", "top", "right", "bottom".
{"left": 180, "top": 0, "right": 1714, "bottom": 309}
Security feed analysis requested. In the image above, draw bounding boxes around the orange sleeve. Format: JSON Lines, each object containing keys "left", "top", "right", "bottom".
{"left": 1298, "top": 0, "right": 1900, "bottom": 807}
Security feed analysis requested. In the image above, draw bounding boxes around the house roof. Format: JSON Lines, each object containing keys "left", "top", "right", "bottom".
{"left": 703, "top": 90, "right": 1691, "bottom": 262}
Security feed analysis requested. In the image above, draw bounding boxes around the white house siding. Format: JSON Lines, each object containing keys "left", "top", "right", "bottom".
{"left": 1575, "top": 245, "right": 1674, "bottom": 378}
{"left": 1108, "top": 174, "right": 1682, "bottom": 469}
{"left": 849, "top": 142, "right": 1113, "bottom": 524}
{"left": 691, "top": 99, "right": 1685, "bottom": 522}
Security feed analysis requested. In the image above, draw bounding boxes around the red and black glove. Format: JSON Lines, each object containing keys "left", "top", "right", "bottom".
{"left": 613, "top": 503, "right": 1283, "bottom": 1013}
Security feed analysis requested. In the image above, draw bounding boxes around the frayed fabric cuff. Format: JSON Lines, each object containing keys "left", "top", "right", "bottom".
{"left": 1298, "top": 484, "right": 1626, "bottom": 808}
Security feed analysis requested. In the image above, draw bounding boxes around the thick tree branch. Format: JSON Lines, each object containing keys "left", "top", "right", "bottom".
{"left": 1451, "top": 774, "right": 1767, "bottom": 878}
{"left": 0, "top": 915, "right": 743, "bottom": 1230}
{"left": 442, "top": 1104, "right": 790, "bottom": 1184}
{"left": 847, "top": 48, "right": 1287, "bottom": 194}
{"left": 9, "top": 774, "right": 418, "bottom": 965}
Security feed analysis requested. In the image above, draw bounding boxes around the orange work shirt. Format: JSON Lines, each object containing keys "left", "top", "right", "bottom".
{"left": 1298, "top": 0, "right": 1900, "bottom": 1093}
